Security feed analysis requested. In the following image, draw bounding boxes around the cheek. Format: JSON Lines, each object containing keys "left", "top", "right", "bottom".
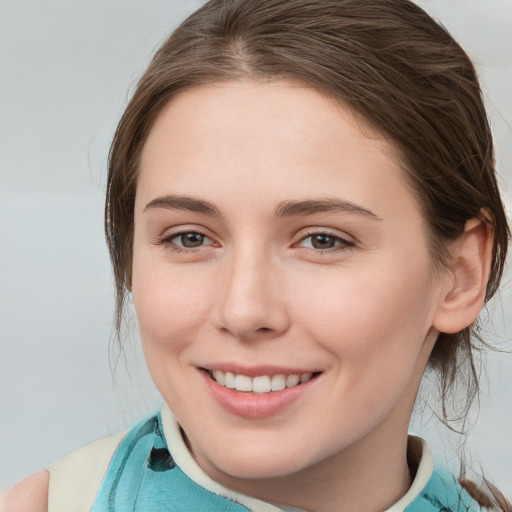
{"left": 131, "top": 262, "right": 215, "bottom": 409}
{"left": 293, "top": 260, "right": 434, "bottom": 378}
{"left": 292, "top": 269, "right": 435, "bottom": 443}
{"left": 131, "top": 258, "right": 212, "bottom": 353}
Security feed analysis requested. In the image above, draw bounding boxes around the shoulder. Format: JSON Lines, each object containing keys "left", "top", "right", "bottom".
{"left": 0, "top": 418, "right": 154, "bottom": 512}
{"left": 0, "top": 430, "right": 127, "bottom": 512}
{"left": 46, "top": 431, "right": 127, "bottom": 512}
{"left": 46, "top": 430, "right": 127, "bottom": 478}
{"left": 0, "top": 470, "right": 49, "bottom": 512}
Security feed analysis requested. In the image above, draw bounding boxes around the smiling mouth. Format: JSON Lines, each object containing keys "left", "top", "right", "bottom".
{"left": 204, "top": 369, "right": 321, "bottom": 394}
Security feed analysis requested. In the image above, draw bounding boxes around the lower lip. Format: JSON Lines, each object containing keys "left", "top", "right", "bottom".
{"left": 202, "top": 371, "right": 319, "bottom": 420}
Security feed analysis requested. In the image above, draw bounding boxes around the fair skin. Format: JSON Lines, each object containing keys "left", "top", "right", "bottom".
{"left": 3, "top": 80, "right": 491, "bottom": 512}
{"left": 132, "top": 81, "right": 489, "bottom": 511}
{"left": 0, "top": 471, "right": 48, "bottom": 512}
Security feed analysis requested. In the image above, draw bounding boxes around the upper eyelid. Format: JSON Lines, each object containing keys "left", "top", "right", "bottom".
{"left": 153, "top": 227, "right": 213, "bottom": 248}
{"left": 157, "top": 224, "right": 212, "bottom": 239}
{"left": 299, "top": 232, "right": 349, "bottom": 242}
{"left": 164, "top": 230, "right": 214, "bottom": 243}
{"left": 295, "top": 227, "right": 355, "bottom": 243}
{"left": 296, "top": 234, "right": 354, "bottom": 250}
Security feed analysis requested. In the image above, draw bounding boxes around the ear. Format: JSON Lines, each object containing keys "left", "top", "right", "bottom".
{"left": 433, "top": 216, "right": 493, "bottom": 334}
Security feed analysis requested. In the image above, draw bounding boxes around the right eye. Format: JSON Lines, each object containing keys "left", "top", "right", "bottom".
{"left": 173, "top": 232, "right": 209, "bottom": 248}
{"left": 157, "top": 230, "right": 216, "bottom": 253}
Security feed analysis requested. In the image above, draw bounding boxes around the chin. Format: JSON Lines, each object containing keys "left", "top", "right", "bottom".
{"left": 204, "top": 441, "right": 321, "bottom": 481}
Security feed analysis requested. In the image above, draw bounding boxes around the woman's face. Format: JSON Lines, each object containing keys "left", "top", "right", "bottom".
{"left": 132, "top": 81, "right": 448, "bottom": 484}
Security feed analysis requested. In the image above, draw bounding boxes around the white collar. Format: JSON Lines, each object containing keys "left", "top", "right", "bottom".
{"left": 161, "top": 404, "right": 434, "bottom": 512}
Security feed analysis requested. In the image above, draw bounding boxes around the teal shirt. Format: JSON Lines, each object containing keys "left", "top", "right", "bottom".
{"left": 91, "top": 414, "right": 480, "bottom": 512}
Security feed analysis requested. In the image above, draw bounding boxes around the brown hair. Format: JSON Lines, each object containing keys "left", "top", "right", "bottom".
{"left": 105, "top": 0, "right": 510, "bottom": 507}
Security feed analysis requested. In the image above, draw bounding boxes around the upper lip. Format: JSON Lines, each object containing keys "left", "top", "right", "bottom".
{"left": 200, "top": 363, "right": 322, "bottom": 377}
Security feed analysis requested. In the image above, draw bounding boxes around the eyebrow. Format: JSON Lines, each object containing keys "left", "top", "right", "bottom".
{"left": 144, "top": 194, "right": 381, "bottom": 220}
{"left": 274, "top": 199, "right": 381, "bottom": 220}
{"left": 144, "top": 195, "right": 221, "bottom": 216}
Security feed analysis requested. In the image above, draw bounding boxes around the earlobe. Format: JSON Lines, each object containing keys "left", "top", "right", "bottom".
{"left": 433, "top": 216, "right": 493, "bottom": 334}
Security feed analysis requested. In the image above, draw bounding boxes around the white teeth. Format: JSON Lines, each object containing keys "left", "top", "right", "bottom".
{"left": 286, "top": 374, "right": 300, "bottom": 387}
{"left": 252, "top": 375, "right": 272, "bottom": 393}
{"left": 300, "top": 372, "right": 313, "bottom": 383}
{"left": 234, "top": 374, "right": 252, "bottom": 392}
{"left": 271, "top": 374, "right": 286, "bottom": 391}
{"left": 213, "top": 370, "right": 225, "bottom": 386}
{"left": 210, "top": 370, "right": 316, "bottom": 393}
{"left": 224, "top": 372, "right": 236, "bottom": 389}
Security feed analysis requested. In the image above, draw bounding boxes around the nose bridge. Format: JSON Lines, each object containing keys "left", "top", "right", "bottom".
{"left": 215, "top": 240, "right": 288, "bottom": 340}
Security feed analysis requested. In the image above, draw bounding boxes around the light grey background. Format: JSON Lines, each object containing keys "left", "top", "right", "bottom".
{"left": 1, "top": 0, "right": 511, "bottom": 496}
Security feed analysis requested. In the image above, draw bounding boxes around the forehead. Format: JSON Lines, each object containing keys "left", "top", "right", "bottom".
{"left": 136, "top": 80, "right": 419, "bottom": 219}
{"left": 143, "top": 80, "right": 389, "bottom": 154}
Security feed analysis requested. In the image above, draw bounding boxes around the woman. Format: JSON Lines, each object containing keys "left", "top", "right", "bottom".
{"left": 3, "top": 0, "right": 510, "bottom": 510}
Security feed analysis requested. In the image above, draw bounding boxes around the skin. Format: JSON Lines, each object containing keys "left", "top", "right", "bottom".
{"left": 132, "top": 80, "right": 461, "bottom": 512}
{"left": 4, "top": 80, "right": 490, "bottom": 512}
{"left": 0, "top": 471, "right": 48, "bottom": 512}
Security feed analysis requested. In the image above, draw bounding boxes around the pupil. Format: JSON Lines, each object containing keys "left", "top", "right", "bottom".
{"left": 312, "top": 234, "right": 335, "bottom": 249}
{"left": 182, "top": 233, "right": 204, "bottom": 248}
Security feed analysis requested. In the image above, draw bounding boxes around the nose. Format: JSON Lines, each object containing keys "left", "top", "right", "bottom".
{"left": 214, "top": 245, "right": 290, "bottom": 342}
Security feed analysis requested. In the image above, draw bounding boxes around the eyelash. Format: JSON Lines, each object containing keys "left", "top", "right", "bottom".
{"left": 156, "top": 229, "right": 354, "bottom": 255}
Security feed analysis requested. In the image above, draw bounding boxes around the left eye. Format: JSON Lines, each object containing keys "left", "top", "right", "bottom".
{"left": 299, "top": 233, "right": 350, "bottom": 250}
